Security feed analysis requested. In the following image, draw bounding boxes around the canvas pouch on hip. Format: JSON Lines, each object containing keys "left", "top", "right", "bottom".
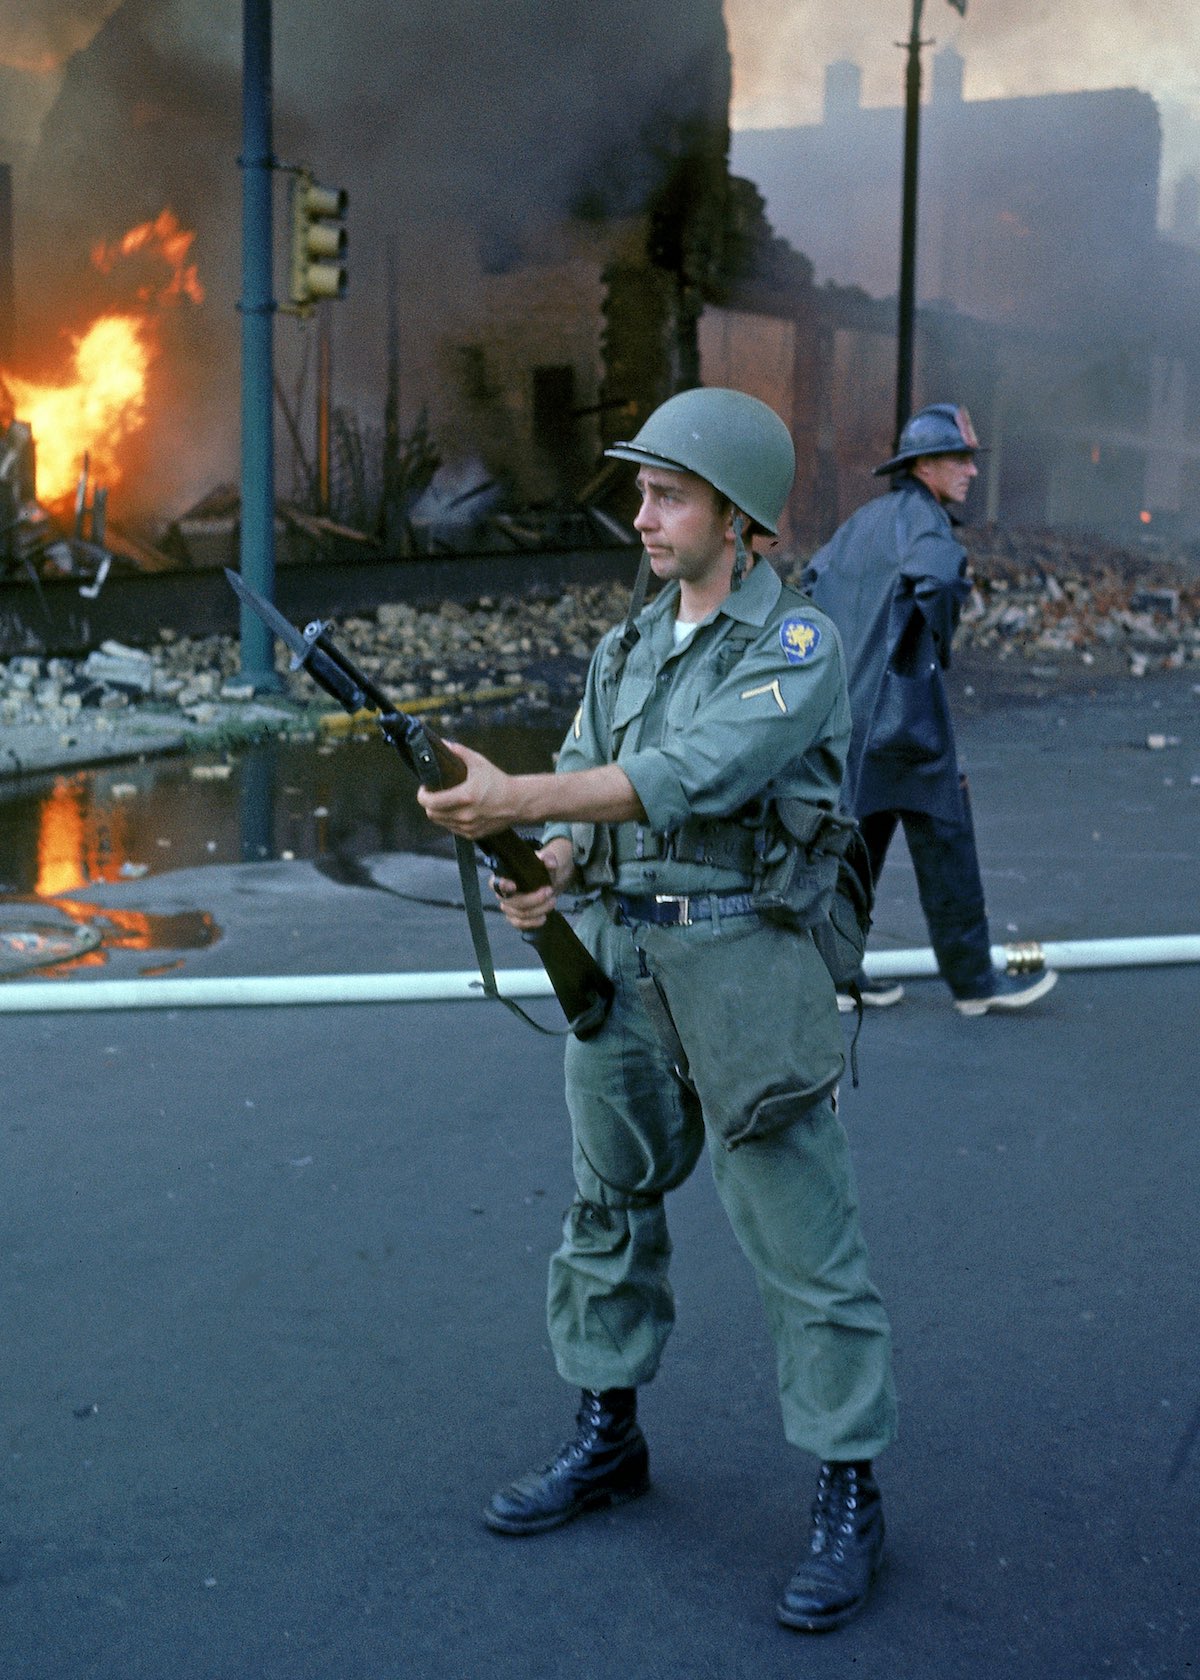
{"left": 635, "top": 917, "right": 844, "bottom": 1150}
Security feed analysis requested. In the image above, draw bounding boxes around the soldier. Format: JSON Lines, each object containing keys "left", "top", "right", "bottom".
{"left": 803, "top": 404, "right": 1058, "bottom": 1015}
{"left": 419, "top": 388, "right": 897, "bottom": 1633}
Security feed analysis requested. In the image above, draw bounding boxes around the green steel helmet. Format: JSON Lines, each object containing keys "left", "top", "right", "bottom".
{"left": 605, "top": 387, "right": 795, "bottom": 534}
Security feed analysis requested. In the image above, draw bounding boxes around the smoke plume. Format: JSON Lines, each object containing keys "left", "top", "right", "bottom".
{"left": 8, "top": 0, "right": 729, "bottom": 524}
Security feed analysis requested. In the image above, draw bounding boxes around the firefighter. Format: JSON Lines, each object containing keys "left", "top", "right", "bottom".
{"left": 804, "top": 404, "right": 1058, "bottom": 1015}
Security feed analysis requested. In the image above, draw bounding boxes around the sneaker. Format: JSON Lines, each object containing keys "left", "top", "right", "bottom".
{"left": 954, "top": 969, "right": 1058, "bottom": 1016}
{"left": 837, "top": 978, "right": 904, "bottom": 1014}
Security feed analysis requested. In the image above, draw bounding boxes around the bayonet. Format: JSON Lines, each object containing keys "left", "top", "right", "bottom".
{"left": 224, "top": 570, "right": 613, "bottom": 1037}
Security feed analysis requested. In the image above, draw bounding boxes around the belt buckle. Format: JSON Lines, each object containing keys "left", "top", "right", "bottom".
{"left": 656, "top": 893, "right": 690, "bottom": 927}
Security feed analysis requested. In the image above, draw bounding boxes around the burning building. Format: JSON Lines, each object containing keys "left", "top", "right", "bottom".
{"left": 7, "top": 0, "right": 746, "bottom": 545}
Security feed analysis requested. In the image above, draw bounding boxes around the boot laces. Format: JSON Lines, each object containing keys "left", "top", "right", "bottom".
{"left": 811, "top": 1464, "right": 861, "bottom": 1562}
{"left": 542, "top": 1390, "right": 626, "bottom": 1472}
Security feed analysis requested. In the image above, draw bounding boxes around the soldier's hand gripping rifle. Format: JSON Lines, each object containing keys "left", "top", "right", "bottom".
{"left": 225, "top": 570, "right": 613, "bottom": 1039}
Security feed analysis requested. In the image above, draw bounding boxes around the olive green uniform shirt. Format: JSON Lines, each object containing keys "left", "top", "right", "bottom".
{"left": 545, "top": 558, "right": 850, "bottom": 892}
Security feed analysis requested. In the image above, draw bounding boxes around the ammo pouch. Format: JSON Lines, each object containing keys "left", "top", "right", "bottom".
{"left": 750, "top": 801, "right": 874, "bottom": 991}
{"left": 572, "top": 813, "right": 760, "bottom": 889}
{"left": 635, "top": 917, "right": 844, "bottom": 1151}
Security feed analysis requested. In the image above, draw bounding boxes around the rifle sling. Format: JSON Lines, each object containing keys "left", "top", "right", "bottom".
{"left": 452, "top": 833, "right": 573, "bottom": 1037}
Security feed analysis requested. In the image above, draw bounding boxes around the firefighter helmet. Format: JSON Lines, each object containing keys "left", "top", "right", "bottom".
{"left": 873, "top": 403, "right": 985, "bottom": 476}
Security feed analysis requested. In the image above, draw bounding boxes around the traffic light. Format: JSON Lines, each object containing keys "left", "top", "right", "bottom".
{"left": 288, "top": 168, "right": 348, "bottom": 314}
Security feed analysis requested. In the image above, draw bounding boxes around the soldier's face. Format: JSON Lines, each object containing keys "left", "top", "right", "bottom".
{"left": 912, "top": 451, "right": 977, "bottom": 506}
{"left": 633, "top": 466, "right": 729, "bottom": 583}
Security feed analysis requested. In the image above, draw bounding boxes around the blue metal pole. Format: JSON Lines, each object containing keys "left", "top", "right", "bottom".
{"left": 238, "top": 0, "right": 280, "bottom": 689}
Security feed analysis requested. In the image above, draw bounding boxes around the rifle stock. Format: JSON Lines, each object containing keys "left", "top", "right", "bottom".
{"left": 265, "top": 607, "right": 612, "bottom": 1038}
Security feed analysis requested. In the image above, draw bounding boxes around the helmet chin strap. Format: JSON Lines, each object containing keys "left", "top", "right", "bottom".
{"left": 731, "top": 510, "right": 750, "bottom": 587}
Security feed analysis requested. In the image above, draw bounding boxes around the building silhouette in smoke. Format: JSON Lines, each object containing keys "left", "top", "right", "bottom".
{"left": 735, "top": 47, "right": 1160, "bottom": 333}
{"left": 732, "top": 46, "right": 1200, "bottom": 544}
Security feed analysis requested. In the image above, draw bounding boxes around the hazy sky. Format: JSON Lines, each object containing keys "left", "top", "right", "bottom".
{"left": 5, "top": 1, "right": 1200, "bottom": 131}
{"left": 726, "top": 0, "right": 1200, "bottom": 127}
{"left": 3, "top": 2, "right": 1198, "bottom": 92}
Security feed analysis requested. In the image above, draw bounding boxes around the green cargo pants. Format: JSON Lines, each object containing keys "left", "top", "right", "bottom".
{"left": 549, "top": 899, "right": 898, "bottom": 1463}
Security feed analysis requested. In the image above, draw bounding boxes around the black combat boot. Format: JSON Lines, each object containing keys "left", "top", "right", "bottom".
{"left": 776, "top": 1460, "right": 884, "bottom": 1632}
{"left": 484, "top": 1387, "right": 650, "bottom": 1536}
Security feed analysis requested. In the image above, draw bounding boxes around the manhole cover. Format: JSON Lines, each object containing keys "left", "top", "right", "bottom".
{"left": 0, "top": 922, "right": 103, "bottom": 977}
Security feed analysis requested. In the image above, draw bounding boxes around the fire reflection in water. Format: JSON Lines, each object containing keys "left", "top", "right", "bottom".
{"left": 35, "top": 774, "right": 128, "bottom": 897}
{"left": 27, "top": 773, "right": 217, "bottom": 972}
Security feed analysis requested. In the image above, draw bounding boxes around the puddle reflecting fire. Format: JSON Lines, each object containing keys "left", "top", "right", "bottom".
{"left": 1, "top": 727, "right": 563, "bottom": 897}
{"left": 0, "top": 724, "right": 562, "bottom": 976}
{"left": 35, "top": 775, "right": 132, "bottom": 897}
{"left": 0, "top": 894, "right": 219, "bottom": 978}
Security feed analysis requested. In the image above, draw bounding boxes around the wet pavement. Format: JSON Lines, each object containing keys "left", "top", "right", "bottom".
{"left": 0, "top": 720, "right": 565, "bottom": 905}
{"left": 0, "top": 661, "right": 1197, "bottom": 1679}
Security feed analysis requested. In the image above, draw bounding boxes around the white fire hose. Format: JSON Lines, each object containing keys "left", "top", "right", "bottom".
{"left": 0, "top": 935, "right": 1195, "bottom": 1014}
{"left": 866, "top": 935, "right": 1200, "bottom": 981}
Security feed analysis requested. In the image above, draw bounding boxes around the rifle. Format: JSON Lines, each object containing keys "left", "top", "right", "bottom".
{"left": 224, "top": 570, "right": 613, "bottom": 1038}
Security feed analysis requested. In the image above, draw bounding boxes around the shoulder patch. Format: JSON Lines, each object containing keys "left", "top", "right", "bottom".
{"left": 779, "top": 615, "right": 822, "bottom": 665}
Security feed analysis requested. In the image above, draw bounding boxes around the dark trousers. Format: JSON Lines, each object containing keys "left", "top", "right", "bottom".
{"left": 860, "top": 782, "right": 994, "bottom": 998}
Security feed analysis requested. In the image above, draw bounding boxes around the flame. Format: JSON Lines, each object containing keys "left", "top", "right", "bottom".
{"left": 7, "top": 315, "right": 152, "bottom": 505}
{"left": 1, "top": 208, "right": 202, "bottom": 508}
{"left": 90, "top": 209, "right": 205, "bottom": 307}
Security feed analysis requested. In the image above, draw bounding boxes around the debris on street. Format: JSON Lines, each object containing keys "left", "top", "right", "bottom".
{"left": 0, "top": 527, "right": 1196, "bottom": 779}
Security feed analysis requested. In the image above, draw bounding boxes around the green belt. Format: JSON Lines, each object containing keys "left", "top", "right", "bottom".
{"left": 610, "top": 819, "right": 761, "bottom": 872}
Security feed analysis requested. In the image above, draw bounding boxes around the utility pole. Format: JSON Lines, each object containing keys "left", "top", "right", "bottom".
{"left": 893, "top": 0, "right": 967, "bottom": 449}
{"left": 238, "top": 0, "right": 280, "bottom": 689}
{"left": 894, "top": 0, "right": 927, "bottom": 451}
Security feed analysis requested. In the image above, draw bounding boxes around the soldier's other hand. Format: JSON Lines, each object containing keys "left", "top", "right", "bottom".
{"left": 490, "top": 841, "right": 573, "bottom": 930}
{"left": 490, "top": 874, "right": 557, "bottom": 931}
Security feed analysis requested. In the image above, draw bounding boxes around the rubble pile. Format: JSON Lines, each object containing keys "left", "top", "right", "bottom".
{"left": 328, "top": 594, "right": 601, "bottom": 710}
{"left": 937, "top": 525, "right": 1200, "bottom": 675}
{"left": 0, "top": 531, "right": 1196, "bottom": 751}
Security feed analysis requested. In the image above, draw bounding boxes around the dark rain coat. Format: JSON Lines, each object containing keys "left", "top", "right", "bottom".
{"left": 802, "top": 476, "right": 971, "bottom": 823}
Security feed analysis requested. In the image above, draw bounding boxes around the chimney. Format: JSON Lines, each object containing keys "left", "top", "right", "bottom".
{"left": 0, "top": 164, "right": 13, "bottom": 363}
{"left": 931, "top": 44, "right": 965, "bottom": 106}
{"left": 823, "top": 60, "right": 862, "bottom": 122}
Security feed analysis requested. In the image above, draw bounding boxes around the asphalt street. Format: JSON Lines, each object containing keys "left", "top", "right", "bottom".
{"left": 1, "top": 665, "right": 1197, "bottom": 1679}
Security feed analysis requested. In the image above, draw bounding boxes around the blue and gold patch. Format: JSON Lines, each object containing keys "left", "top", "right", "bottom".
{"left": 780, "top": 616, "right": 821, "bottom": 665}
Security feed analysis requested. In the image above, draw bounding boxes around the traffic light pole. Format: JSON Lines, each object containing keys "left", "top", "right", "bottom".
{"left": 238, "top": 0, "right": 281, "bottom": 690}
